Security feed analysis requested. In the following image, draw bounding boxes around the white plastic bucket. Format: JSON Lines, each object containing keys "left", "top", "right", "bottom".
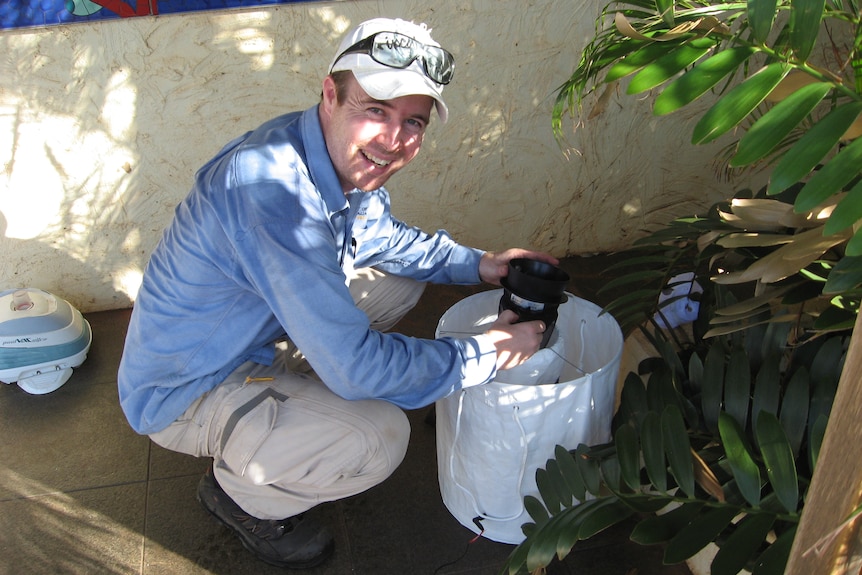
{"left": 435, "top": 289, "right": 623, "bottom": 544}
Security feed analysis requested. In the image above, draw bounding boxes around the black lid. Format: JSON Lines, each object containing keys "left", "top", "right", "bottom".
{"left": 500, "top": 258, "right": 569, "bottom": 304}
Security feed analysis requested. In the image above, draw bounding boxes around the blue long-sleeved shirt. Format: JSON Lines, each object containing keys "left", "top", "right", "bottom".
{"left": 118, "top": 105, "right": 499, "bottom": 434}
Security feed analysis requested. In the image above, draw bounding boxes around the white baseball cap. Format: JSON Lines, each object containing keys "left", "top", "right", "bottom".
{"left": 329, "top": 18, "right": 451, "bottom": 123}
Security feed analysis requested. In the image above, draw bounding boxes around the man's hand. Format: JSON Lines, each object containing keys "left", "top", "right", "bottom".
{"left": 483, "top": 309, "right": 547, "bottom": 370}
{"left": 479, "top": 249, "right": 559, "bottom": 286}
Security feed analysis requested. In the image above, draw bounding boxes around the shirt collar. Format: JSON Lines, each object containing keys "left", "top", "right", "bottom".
{"left": 302, "top": 104, "right": 349, "bottom": 213}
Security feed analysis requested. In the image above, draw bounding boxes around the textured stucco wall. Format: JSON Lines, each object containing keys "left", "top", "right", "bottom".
{"left": 0, "top": 0, "right": 747, "bottom": 312}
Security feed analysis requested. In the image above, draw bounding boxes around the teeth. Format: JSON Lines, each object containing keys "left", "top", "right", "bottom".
{"left": 363, "top": 150, "right": 391, "bottom": 167}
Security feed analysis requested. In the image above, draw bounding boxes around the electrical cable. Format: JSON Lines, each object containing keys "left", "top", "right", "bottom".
{"left": 432, "top": 517, "right": 485, "bottom": 574}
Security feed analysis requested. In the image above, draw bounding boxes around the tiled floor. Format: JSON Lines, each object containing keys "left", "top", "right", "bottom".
{"left": 0, "top": 256, "right": 691, "bottom": 575}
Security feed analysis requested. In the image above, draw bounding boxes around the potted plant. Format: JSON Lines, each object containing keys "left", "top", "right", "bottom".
{"left": 503, "top": 1, "right": 862, "bottom": 573}
{"left": 502, "top": 203, "right": 847, "bottom": 574}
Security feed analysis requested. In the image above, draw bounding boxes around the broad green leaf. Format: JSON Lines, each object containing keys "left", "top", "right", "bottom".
{"left": 544, "top": 458, "right": 576, "bottom": 507}
{"left": 809, "top": 371, "right": 839, "bottom": 436}
{"left": 809, "top": 336, "right": 845, "bottom": 390}
{"left": 555, "top": 444, "right": 587, "bottom": 502}
{"left": 824, "top": 254, "right": 862, "bottom": 292}
{"left": 719, "top": 413, "right": 762, "bottom": 506}
{"left": 789, "top": 0, "right": 825, "bottom": 61}
{"left": 692, "top": 63, "right": 790, "bottom": 145}
{"left": 531, "top": 501, "right": 606, "bottom": 568}
{"left": 760, "top": 324, "right": 793, "bottom": 368}
{"left": 593, "top": 39, "right": 651, "bottom": 72}
{"left": 647, "top": 366, "right": 681, "bottom": 414}
{"left": 536, "top": 466, "right": 562, "bottom": 514}
{"left": 688, "top": 350, "right": 704, "bottom": 395}
{"left": 712, "top": 514, "right": 776, "bottom": 575}
{"left": 846, "top": 226, "right": 862, "bottom": 256}
{"left": 679, "top": 394, "right": 701, "bottom": 435}
{"left": 748, "top": 0, "right": 778, "bottom": 43}
{"left": 664, "top": 506, "right": 738, "bottom": 564}
{"left": 653, "top": 335, "right": 687, "bottom": 381}
{"left": 751, "top": 524, "right": 798, "bottom": 575}
{"left": 751, "top": 353, "right": 781, "bottom": 427}
{"left": 600, "top": 453, "right": 622, "bottom": 491}
{"left": 641, "top": 411, "right": 667, "bottom": 492}
{"left": 656, "top": 0, "right": 674, "bottom": 27}
{"left": 702, "top": 344, "right": 726, "bottom": 433}
{"left": 813, "top": 301, "right": 858, "bottom": 331}
{"left": 744, "top": 321, "right": 768, "bottom": 370}
{"left": 779, "top": 369, "right": 809, "bottom": 457}
{"left": 526, "top": 513, "right": 566, "bottom": 570}
{"left": 809, "top": 412, "right": 829, "bottom": 469}
{"left": 795, "top": 135, "right": 862, "bottom": 213}
{"left": 607, "top": 41, "right": 683, "bottom": 82}
{"left": 663, "top": 404, "right": 695, "bottom": 497}
{"left": 792, "top": 337, "right": 826, "bottom": 373}
{"left": 630, "top": 502, "right": 704, "bottom": 544}
{"left": 616, "top": 423, "right": 642, "bottom": 491}
{"left": 724, "top": 346, "right": 752, "bottom": 429}
{"left": 524, "top": 494, "right": 550, "bottom": 524}
{"left": 578, "top": 499, "right": 635, "bottom": 539}
{"left": 655, "top": 46, "right": 758, "bottom": 115}
{"left": 731, "top": 82, "right": 832, "bottom": 167}
{"left": 823, "top": 178, "right": 862, "bottom": 235}
{"left": 504, "top": 531, "right": 532, "bottom": 574}
{"left": 756, "top": 412, "right": 799, "bottom": 513}
{"left": 768, "top": 101, "right": 862, "bottom": 195}
{"left": 618, "top": 372, "right": 650, "bottom": 429}
{"left": 617, "top": 493, "right": 676, "bottom": 514}
{"left": 576, "top": 443, "right": 602, "bottom": 496}
{"left": 627, "top": 38, "right": 716, "bottom": 94}
{"left": 556, "top": 497, "right": 612, "bottom": 558}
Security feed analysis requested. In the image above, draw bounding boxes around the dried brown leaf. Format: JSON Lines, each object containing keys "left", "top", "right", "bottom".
{"left": 692, "top": 448, "right": 725, "bottom": 502}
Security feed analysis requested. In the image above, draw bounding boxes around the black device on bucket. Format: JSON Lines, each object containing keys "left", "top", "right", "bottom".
{"left": 499, "top": 259, "right": 569, "bottom": 349}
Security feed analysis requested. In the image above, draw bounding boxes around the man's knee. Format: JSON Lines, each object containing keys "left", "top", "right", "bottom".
{"left": 361, "top": 401, "right": 411, "bottom": 480}
{"left": 348, "top": 268, "right": 427, "bottom": 332}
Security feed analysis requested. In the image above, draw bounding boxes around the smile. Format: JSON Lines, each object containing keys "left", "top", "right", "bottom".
{"left": 362, "top": 150, "right": 392, "bottom": 167}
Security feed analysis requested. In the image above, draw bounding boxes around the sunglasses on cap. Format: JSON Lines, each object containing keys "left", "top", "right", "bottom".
{"left": 332, "top": 31, "right": 455, "bottom": 85}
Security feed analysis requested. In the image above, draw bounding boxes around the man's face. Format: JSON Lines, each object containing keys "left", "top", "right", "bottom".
{"left": 319, "top": 73, "right": 434, "bottom": 193}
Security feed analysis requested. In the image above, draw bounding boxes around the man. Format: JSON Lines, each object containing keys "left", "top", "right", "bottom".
{"left": 118, "top": 17, "right": 555, "bottom": 569}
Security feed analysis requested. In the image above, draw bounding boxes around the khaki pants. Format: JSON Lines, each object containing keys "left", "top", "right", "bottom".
{"left": 149, "top": 269, "right": 425, "bottom": 519}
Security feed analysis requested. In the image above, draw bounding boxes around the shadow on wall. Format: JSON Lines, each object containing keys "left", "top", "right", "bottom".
{"left": 0, "top": 212, "right": 125, "bottom": 311}
{"left": 1, "top": 8, "right": 359, "bottom": 313}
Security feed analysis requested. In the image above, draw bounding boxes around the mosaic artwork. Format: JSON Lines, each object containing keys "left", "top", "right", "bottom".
{"left": 1, "top": 0, "right": 307, "bottom": 30}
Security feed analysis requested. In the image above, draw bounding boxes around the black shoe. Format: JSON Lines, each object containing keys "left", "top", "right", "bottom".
{"left": 196, "top": 464, "right": 334, "bottom": 569}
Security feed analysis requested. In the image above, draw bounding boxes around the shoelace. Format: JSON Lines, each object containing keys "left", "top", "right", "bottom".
{"left": 232, "top": 511, "right": 302, "bottom": 540}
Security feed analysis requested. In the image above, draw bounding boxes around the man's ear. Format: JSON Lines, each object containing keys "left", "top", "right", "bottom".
{"left": 321, "top": 75, "right": 337, "bottom": 115}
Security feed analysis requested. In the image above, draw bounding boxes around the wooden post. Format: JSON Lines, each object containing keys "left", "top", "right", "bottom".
{"left": 785, "top": 310, "right": 862, "bottom": 574}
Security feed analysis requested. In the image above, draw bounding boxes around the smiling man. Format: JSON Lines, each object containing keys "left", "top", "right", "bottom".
{"left": 118, "top": 18, "right": 556, "bottom": 569}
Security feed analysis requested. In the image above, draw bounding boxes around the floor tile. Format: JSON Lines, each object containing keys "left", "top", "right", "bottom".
{"left": 0, "top": 378, "right": 149, "bottom": 500}
{"left": 0, "top": 482, "right": 146, "bottom": 575}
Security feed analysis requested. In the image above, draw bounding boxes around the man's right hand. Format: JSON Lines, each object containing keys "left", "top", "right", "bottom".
{"left": 483, "top": 309, "right": 546, "bottom": 370}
